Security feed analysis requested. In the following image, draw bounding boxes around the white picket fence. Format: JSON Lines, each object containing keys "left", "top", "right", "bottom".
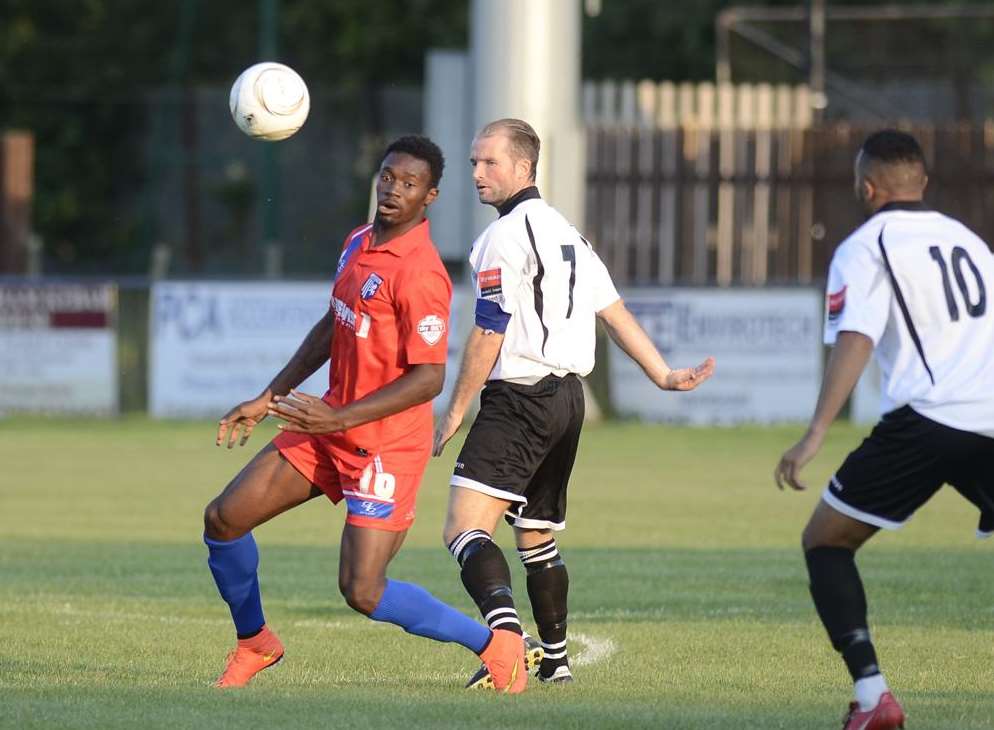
{"left": 582, "top": 80, "right": 814, "bottom": 130}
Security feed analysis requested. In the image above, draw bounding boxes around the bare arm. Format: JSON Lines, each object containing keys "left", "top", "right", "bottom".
{"left": 266, "top": 309, "right": 336, "bottom": 398}
{"left": 597, "top": 299, "right": 715, "bottom": 390}
{"left": 432, "top": 326, "right": 504, "bottom": 456}
{"left": 215, "top": 310, "right": 335, "bottom": 448}
{"left": 269, "top": 363, "right": 445, "bottom": 434}
{"left": 774, "top": 330, "right": 874, "bottom": 490}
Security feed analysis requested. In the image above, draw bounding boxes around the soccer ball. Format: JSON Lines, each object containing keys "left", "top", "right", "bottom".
{"left": 229, "top": 62, "right": 310, "bottom": 141}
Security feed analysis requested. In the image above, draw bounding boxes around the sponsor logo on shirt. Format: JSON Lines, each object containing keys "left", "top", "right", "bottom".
{"left": 360, "top": 273, "right": 384, "bottom": 300}
{"left": 478, "top": 268, "right": 503, "bottom": 300}
{"left": 827, "top": 285, "right": 846, "bottom": 322}
{"left": 332, "top": 296, "right": 371, "bottom": 338}
{"left": 417, "top": 314, "right": 446, "bottom": 345}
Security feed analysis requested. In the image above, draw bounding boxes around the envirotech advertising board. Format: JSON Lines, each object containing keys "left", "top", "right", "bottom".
{"left": 608, "top": 288, "right": 822, "bottom": 424}
{"left": 149, "top": 282, "right": 332, "bottom": 418}
{"left": 0, "top": 282, "right": 118, "bottom": 415}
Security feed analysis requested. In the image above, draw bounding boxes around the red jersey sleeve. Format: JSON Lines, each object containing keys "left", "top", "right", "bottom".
{"left": 394, "top": 263, "right": 452, "bottom": 365}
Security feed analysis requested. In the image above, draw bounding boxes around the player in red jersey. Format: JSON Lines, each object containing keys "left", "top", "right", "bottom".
{"left": 202, "top": 135, "right": 525, "bottom": 693}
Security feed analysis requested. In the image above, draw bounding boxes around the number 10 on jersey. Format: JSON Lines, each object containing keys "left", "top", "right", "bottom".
{"left": 928, "top": 245, "right": 987, "bottom": 321}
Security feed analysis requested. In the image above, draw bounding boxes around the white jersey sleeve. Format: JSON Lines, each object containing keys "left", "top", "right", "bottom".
{"left": 469, "top": 226, "right": 529, "bottom": 316}
{"left": 824, "top": 238, "right": 891, "bottom": 345}
{"left": 588, "top": 245, "right": 621, "bottom": 312}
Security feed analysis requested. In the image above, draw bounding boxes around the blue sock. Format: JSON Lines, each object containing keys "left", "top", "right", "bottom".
{"left": 370, "top": 579, "right": 490, "bottom": 654}
{"left": 205, "top": 532, "right": 266, "bottom": 638}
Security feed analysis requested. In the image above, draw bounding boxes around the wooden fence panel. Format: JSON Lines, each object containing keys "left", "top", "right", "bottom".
{"left": 584, "top": 84, "right": 994, "bottom": 286}
{"left": 585, "top": 122, "right": 994, "bottom": 286}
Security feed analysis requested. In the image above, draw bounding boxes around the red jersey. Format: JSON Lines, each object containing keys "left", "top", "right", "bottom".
{"left": 321, "top": 219, "right": 451, "bottom": 474}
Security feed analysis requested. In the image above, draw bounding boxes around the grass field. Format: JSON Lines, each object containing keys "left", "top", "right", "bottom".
{"left": 2, "top": 418, "right": 992, "bottom": 729}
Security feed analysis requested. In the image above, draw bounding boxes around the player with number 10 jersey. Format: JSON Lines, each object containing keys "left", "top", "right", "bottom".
{"left": 825, "top": 201, "right": 994, "bottom": 438}
{"left": 776, "top": 129, "right": 994, "bottom": 729}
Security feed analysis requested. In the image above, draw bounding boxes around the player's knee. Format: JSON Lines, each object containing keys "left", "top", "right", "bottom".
{"left": 442, "top": 520, "right": 479, "bottom": 551}
{"left": 441, "top": 512, "right": 469, "bottom": 548}
{"left": 802, "top": 521, "right": 864, "bottom": 552}
{"left": 801, "top": 521, "right": 826, "bottom": 552}
{"left": 339, "top": 576, "right": 381, "bottom": 616}
{"left": 203, "top": 499, "right": 239, "bottom": 541}
{"left": 203, "top": 500, "right": 223, "bottom": 537}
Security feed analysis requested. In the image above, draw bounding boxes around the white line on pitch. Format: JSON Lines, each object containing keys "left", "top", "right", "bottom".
{"left": 570, "top": 632, "right": 618, "bottom": 667}
{"left": 2, "top": 602, "right": 346, "bottom": 630}
{"left": 8, "top": 601, "right": 619, "bottom": 667}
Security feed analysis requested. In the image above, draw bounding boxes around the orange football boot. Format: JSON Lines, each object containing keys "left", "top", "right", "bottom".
{"left": 467, "top": 634, "right": 543, "bottom": 689}
{"left": 214, "top": 625, "right": 284, "bottom": 688}
{"left": 477, "top": 629, "right": 528, "bottom": 694}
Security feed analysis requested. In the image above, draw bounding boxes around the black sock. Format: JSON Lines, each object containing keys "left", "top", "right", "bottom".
{"left": 519, "top": 538, "right": 569, "bottom": 676}
{"left": 805, "top": 546, "right": 881, "bottom": 681}
{"left": 448, "top": 530, "right": 522, "bottom": 635}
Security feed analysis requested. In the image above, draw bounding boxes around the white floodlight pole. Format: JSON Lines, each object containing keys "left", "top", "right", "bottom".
{"left": 470, "top": 0, "right": 585, "bottom": 236}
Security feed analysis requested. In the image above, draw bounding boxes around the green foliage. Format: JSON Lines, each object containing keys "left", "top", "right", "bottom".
{"left": 0, "top": 0, "right": 468, "bottom": 274}
{"left": 282, "top": 0, "right": 468, "bottom": 88}
{"left": 4, "top": 1, "right": 994, "bottom": 273}
{"left": 0, "top": 1, "right": 174, "bottom": 271}
{"left": 583, "top": 0, "right": 731, "bottom": 81}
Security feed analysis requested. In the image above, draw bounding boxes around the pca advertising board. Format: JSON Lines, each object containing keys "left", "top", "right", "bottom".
{"left": 0, "top": 282, "right": 118, "bottom": 415}
{"left": 150, "top": 282, "right": 332, "bottom": 418}
{"left": 609, "top": 288, "right": 822, "bottom": 425}
{"left": 150, "top": 282, "right": 470, "bottom": 419}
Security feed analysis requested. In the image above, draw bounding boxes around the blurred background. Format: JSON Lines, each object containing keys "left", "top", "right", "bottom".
{"left": 2, "top": 0, "right": 993, "bottom": 420}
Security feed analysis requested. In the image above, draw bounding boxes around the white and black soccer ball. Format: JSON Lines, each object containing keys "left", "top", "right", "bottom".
{"left": 229, "top": 62, "right": 310, "bottom": 141}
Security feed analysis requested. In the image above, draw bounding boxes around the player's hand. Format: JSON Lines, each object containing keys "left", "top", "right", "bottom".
{"left": 216, "top": 393, "right": 270, "bottom": 449}
{"left": 432, "top": 411, "right": 462, "bottom": 457}
{"left": 774, "top": 432, "right": 823, "bottom": 491}
{"left": 268, "top": 390, "right": 348, "bottom": 434}
{"left": 662, "top": 356, "right": 716, "bottom": 391}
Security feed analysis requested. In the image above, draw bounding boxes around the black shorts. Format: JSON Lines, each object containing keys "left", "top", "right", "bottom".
{"left": 824, "top": 406, "right": 994, "bottom": 536}
{"left": 451, "top": 374, "right": 585, "bottom": 531}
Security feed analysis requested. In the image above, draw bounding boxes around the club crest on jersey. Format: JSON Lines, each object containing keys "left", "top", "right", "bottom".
{"left": 361, "top": 273, "right": 384, "bottom": 300}
{"left": 827, "top": 285, "right": 847, "bottom": 321}
{"left": 478, "top": 268, "right": 503, "bottom": 300}
{"left": 417, "top": 314, "right": 445, "bottom": 345}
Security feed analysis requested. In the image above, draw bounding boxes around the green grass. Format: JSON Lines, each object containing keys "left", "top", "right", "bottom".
{"left": 1, "top": 418, "right": 992, "bottom": 729}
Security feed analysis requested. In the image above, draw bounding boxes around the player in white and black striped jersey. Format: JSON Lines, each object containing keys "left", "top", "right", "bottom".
{"left": 775, "top": 130, "right": 994, "bottom": 730}
{"left": 434, "top": 118, "right": 715, "bottom": 689}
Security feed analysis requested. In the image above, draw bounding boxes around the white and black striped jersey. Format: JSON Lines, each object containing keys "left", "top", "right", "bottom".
{"left": 824, "top": 201, "right": 994, "bottom": 436}
{"left": 469, "top": 187, "right": 620, "bottom": 384}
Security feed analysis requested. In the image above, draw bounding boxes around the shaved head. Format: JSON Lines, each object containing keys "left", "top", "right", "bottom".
{"left": 854, "top": 130, "right": 928, "bottom": 214}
